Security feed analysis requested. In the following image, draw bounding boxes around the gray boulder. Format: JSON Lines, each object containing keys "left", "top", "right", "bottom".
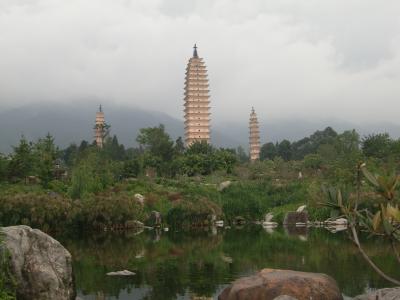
{"left": 354, "top": 288, "right": 400, "bottom": 300}
{"left": 1, "top": 225, "right": 76, "bottom": 300}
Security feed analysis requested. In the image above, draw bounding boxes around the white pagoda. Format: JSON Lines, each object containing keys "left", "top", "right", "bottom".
{"left": 184, "top": 44, "right": 211, "bottom": 146}
{"left": 94, "top": 105, "right": 107, "bottom": 148}
{"left": 249, "top": 107, "right": 261, "bottom": 161}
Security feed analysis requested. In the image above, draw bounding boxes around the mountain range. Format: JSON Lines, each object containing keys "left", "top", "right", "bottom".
{"left": 1, "top": 102, "right": 400, "bottom": 153}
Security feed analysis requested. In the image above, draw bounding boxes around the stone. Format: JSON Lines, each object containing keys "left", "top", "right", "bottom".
{"left": 325, "top": 218, "right": 348, "bottom": 225}
{"left": 134, "top": 193, "right": 145, "bottom": 205}
{"left": 296, "top": 205, "right": 306, "bottom": 213}
{"left": 151, "top": 210, "right": 162, "bottom": 225}
{"left": 353, "top": 288, "right": 400, "bottom": 300}
{"left": 218, "top": 181, "right": 232, "bottom": 191}
{"left": 1, "top": 225, "right": 76, "bottom": 300}
{"left": 106, "top": 270, "right": 136, "bottom": 276}
{"left": 125, "top": 220, "right": 144, "bottom": 229}
{"left": 218, "top": 268, "right": 342, "bottom": 300}
{"left": 283, "top": 212, "right": 308, "bottom": 225}
{"left": 264, "top": 213, "right": 274, "bottom": 222}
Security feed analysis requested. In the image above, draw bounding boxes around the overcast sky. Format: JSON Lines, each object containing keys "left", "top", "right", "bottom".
{"left": 1, "top": 0, "right": 400, "bottom": 125}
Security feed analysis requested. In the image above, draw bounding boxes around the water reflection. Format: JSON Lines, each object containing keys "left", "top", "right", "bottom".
{"left": 60, "top": 227, "right": 399, "bottom": 300}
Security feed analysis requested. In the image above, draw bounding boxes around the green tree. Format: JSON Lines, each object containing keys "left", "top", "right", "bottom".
{"left": 103, "top": 135, "right": 126, "bottom": 161}
{"left": 260, "top": 142, "right": 277, "bottom": 160}
{"left": 0, "top": 154, "right": 9, "bottom": 182}
{"left": 8, "top": 136, "right": 34, "bottom": 181}
{"left": 33, "top": 133, "right": 58, "bottom": 187}
{"left": 62, "top": 143, "right": 79, "bottom": 167}
{"left": 122, "top": 159, "right": 141, "bottom": 178}
{"left": 185, "top": 140, "right": 214, "bottom": 156}
{"left": 362, "top": 133, "right": 392, "bottom": 160}
{"left": 68, "top": 150, "right": 118, "bottom": 199}
{"left": 236, "top": 146, "right": 249, "bottom": 163}
{"left": 277, "top": 140, "right": 292, "bottom": 161}
{"left": 136, "top": 124, "right": 174, "bottom": 162}
{"left": 291, "top": 127, "right": 338, "bottom": 160}
{"left": 174, "top": 137, "right": 185, "bottom": 155}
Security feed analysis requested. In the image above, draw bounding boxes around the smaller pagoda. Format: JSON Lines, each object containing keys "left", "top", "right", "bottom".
{"left": 94, "top": 105, "right": 109, "bottom": 148}
{"left": 249, "top": 107, "right": 261, "bottom": 161}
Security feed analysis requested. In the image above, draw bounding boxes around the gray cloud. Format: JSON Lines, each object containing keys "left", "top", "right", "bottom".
{"left": 0, "top": 0, "right": 400, "bottom": 128}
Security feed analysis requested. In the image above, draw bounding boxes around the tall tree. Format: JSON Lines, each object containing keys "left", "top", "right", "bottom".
{"left": 174, "top": 137, "right": 185, "bottom": 155}
{"left": 362, "top": 133, "right": 392, "bottom": 160}
{"left": 34, "top": 133, "right": 58, "bottom": 187}
{"left": 0, "top": 153, "right": 9, "bottom": 182}
{"left": 136, "top": 124, "right": 174, "bottom": 162}
{"left": 277, "top": 140, "right": 292, "bottom": 161}
{"left": 8, "top": 136, "right": 34, "bottom": 180}
{"left": 260, "top": 142, "right": 277, "bottom": 160}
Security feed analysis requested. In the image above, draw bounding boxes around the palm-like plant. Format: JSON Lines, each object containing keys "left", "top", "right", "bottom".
{"left": 322, "top": 163, "right": 400, "bottom": 285}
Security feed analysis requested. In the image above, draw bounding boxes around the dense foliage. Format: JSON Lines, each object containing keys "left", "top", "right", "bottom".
{"left": 0, "top": 124, "right": 400, "bottom": 231}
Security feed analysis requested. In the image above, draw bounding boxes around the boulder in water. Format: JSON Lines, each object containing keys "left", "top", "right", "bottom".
{"left": 283, "top": 212, "right": 308, "bottom": 225}
{"left": 218, "top": 268, "right": 342, "bottom": 300}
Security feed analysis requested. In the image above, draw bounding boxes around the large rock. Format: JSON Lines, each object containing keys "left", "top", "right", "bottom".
{"left": 354, "top": 288, "right": 400, "bottom": 300}
{"left": 1, "top": 225, "right": 76, "bottom": 300}
{"left": 218, "top": 268, "right": 342, "bottom": 300}
{"left": 283, "top": 212, "right": 308, "bottom": 225}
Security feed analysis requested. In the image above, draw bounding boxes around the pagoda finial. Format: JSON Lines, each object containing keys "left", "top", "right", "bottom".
{"left": 99, "top": 104, "right": 102, "bottom": 112}
{"left": 251, "top": 107, "right": 255, "bottom": 114}
{"left": 193, "top": 43, "right": 198, "bottom": 58}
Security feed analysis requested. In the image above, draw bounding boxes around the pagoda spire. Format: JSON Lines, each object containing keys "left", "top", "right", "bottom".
{"left": 193, "top": 44, "right": 198, "bottom": 58}
{"left": 184, "top": 44, "right": 211, "bottom": 146}
{"left": 249, "top": 107, "right": 261, "bottom": 161}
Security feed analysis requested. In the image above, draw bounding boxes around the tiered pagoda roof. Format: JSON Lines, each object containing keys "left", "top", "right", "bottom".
{"left": 184, "top": 44, "right": 211, "bottom": 146}
{"left": 249, "top": 107, "right": 261, "bottom": 161}
{"left": 94, "top": 105, "right": 106, "bottom": 148}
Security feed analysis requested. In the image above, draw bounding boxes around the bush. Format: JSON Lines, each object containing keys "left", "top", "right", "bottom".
{"left": 166, "top": 198, "right": 222, "bottom": 228}
{"left": 0, "top": 193, "right": 74, "bottom": 230}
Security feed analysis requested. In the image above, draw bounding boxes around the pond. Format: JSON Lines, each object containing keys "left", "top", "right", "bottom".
{"left": 59, "top": 226, "right": 400, "bottom": 300}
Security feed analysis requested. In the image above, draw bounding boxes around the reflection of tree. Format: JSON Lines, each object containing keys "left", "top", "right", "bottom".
{"left": 62, "top": 227, "right": 400, "bottom": 299}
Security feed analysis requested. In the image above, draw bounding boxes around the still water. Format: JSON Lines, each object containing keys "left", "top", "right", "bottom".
{"left": 59, "top": 226, "right": 399, "bottom": 300}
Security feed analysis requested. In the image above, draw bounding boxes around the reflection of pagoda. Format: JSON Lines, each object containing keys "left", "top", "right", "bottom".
{"left": 184, "top": 44, "right": 211, "bottom": 146}
{"left": 249, "top": 107, "right": 261, "bottom": 161}
{"left": 94, "top": 105, "right": 109, "bottom": 148}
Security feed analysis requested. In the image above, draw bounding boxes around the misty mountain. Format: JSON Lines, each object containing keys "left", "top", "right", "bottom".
{"left": 1, "top": 102, "right": 400, "bottom": 154}
{"left": 0, "top": 102, "right": 240, "bottom": 153}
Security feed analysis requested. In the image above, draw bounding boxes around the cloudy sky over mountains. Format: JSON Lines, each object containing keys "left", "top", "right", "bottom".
{"left": 1, "top": 0, "right": 400, "bottom": 125}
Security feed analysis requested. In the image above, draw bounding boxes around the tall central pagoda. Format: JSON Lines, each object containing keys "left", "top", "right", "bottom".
{"left": 249, "top": 107, "right": 261, "bottom": 161}
{"left": 184, "top": 44, "right": 211, "bottom": 146}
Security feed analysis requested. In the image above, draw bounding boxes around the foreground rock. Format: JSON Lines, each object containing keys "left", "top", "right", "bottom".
{"left": 1, "top": 225, "right": 76, "bottom": 300}
{"left": 218, "top": 268, "right": 342, "bottom": 300}
{"left": 353, "top": 288, "right": 400, "bottom": 300}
